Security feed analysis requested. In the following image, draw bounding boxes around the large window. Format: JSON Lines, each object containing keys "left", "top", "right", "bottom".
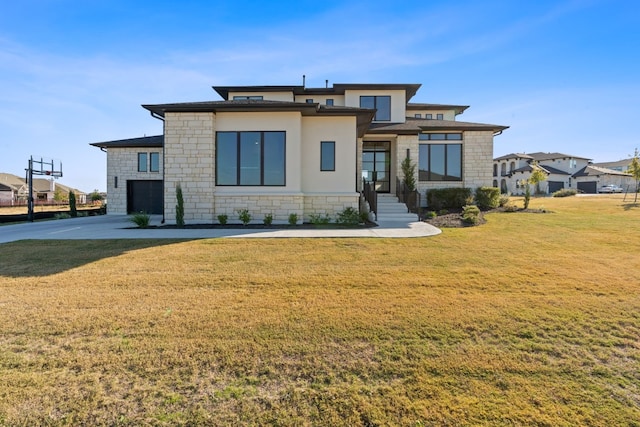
{"left": 216, "top": 131, "right": 286, "bottom": 186}
{"left": 419, "top": 144, "right": 463, "bottom": 181}
{"left": 360, "top": 96, "right": 391, "bottom": 121}
{"left": 150, "top": 152, "right": 160, "bottom": 172}
{"left": 139, "top": 152, "right": 160, "bottom": 173}
{"left": 320, "top": 141, "right": 335, "bottom": 171}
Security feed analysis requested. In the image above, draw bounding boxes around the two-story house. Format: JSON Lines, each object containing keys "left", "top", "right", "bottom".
{"left": 92, "top": 82, "right": 508, "bottom": 224}
{"left": 493, "top": 152, "right": 633, "bottom": 194}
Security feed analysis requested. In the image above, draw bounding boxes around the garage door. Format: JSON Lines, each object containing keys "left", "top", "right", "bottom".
{"left": 127, "top": 180, "right": 163, "bottom": 214}
{"left": 548, "top": 181, "right": 564, "bottom": 193}
{"left": 577, "top": 181, "right": 597, "bottom": 194}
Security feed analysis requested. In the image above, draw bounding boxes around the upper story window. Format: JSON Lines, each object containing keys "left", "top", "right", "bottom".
{"left": 426, "top": 114, "right": 433, "bottom": 119}
{"left": 216, "top": 131, "right": 286, "bottom": 186}
{"left": 326, "top": 99, "right": 334, "bottom": 106}
{"left": 232, "top": 95, "right": 263, "bottom": 100}
{"left": 150, "top": 153, "right": 160, "bottom": 172}
{"left": 306, "top": 99, "right": 314, "bottom": 104}
{"left": 419, "top": 133, "right": 462, "bottom": 141}
{"left": 360, "top": 96, "right": 391, "bottom": 121}
{"left": 414, "top": 113, "right": 422, "bottom": 118}
{"left": 137, "top": 152, "right": 160, "bottom": 173}
{"left": 436, "top": 113, "right": 444, "bottom": 120}
{"left": 138, "top": 153, "right": 147, "bottom": 172}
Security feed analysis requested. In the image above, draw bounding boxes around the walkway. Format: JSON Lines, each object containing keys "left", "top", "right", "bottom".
{"left": 0, "top": 215, "right": 441, "bottom": 244}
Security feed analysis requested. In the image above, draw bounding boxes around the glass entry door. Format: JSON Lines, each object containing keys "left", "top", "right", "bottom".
{"left": 362, "top": 141, "right": 391, "bottom": 193}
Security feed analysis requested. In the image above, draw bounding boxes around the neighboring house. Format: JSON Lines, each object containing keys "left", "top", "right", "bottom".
{"left": 92, "top": 82, "right": 508, "bottom": 224}
{"left": 493, "top": 152, "right": 634, "bottom": 194}
{"left": 593, "top": 159, "right": 633, "bottom": 173}
{"left": 0, "top": 173, "right": 86, "bottom": 205}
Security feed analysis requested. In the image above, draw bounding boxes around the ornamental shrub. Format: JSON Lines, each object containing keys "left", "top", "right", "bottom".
{"left": 552, "top": 189, "right": 578, "bottom": 197}
{"left": 427, "top": 188, "right": 472, "bottom": 210}
{"left": 462, "top": 205, "right": 481, "bottom": 225}
{"left": 475, "top": 186, "right": 500, "bottom": 210}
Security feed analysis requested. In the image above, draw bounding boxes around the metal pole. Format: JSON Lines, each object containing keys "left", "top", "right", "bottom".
{"left": 28, "top": 156, "right": 34, "bottom": 222}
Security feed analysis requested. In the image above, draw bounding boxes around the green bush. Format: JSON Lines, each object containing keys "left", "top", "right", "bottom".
{"left": 288, "top": 213, "right": 298, "bottom": 225}
{"left": 553, "top": 189, "right": 578, "bottom": 197}
{"left": 475, "top": 187, "right": 501, "bottom": 210}
{"left": 263, "top": 213, "right": 273, "bottom": 226}
{"left": 130, "top": 212, "right": 151, "bottom": 228}
{"left": 309, "top": 213, "right": 331, "bottom": 225}
{"left": 499, "top": 194, "right": 510, "bottom": 207}
{"left": 425, "top": 211, "right": 437, "bottom": 219}
{"left": 237, "top": 209, "right": 251, "bottom": 226}
{"left": 217, "top": 214, "right": 228, "bottom": 225}
{"left": 175, "top": 184, "right": 185, "bottom": 227}
{"left": 54, "top": 212, "right": 71, "bottom": 220}
{"left": 427, "top": 188, "right": 472, "bottom": 210}
{"left": 336, "top": 207, "right": 361, "bottom": 225}
{"left": 69, "top": 191, "right": 77, "bottom": 218}
{"left": 462, "top": 205, "right": 481, "bottom": 225}
{"left": 438, "top": 209, "right": 449, "bottom": 216}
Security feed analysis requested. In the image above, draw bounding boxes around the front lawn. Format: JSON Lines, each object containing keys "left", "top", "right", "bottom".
{"left": 0, "top": 196, "right": 638, "bottom": 425}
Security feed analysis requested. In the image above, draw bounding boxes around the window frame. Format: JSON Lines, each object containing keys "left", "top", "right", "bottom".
{"left": 137, "top": 153, "right": 148, "bottom": 172}
{"left": 326, "top": 98, "right": 334, "bottom": 106}
{"left": 150, "top": 152, "right": 160, "bottom": 173}
{"left": 232, "top": 95, "right": 263, "bottom": 100}
{"left": 215, "top": 131, "right": 286, "bottom": 186}
{"left": 436, "top": 113, "right": 444, "bottom": 120}
{"left": 418, "top": 143, "right": 463, "bottom": 182}
{"left": 360, "top": 95, "right": 391, "bottom": 121}
{"left": 320, "top": 141, "right": 336, "bottom": 171}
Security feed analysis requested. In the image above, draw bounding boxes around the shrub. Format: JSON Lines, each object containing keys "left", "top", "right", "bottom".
{"left": 475, "top": 187, "right": 501, "bottom": 210}
{"left": 401, "top": 157, "right": 417, "bottom": 191}
{"left": 130, "top": 212, "right": 151, "bottom": 228}
{"left": 503, "top": 203, "right": 519, "bottom": 212}
{"left": 309, "top": 213, "right": 331, "bottom": 225}
{"left": 462, "top": 205, "right": 481, "bottom": 225}
{"left": 359, "top": 211, "right": 369, "bottom": 224}
{"left": 336, "top": 207, "right": 361, "bottom": 225}
{"left": 438, "top": 209, "right": 449, "bottom": 216}
{"left": 427, "top": 188, "right": 472, "bottom": 210}
{"left": 425, "top": 211, "right": 437, "bottom": 219}
{"left": 263, "top": 213, "right": 273, "bottom": 226}
{"left": 54, "top": 212, "right": 71, "bottom": 220}
{"left": 69, "top": 191, "right": 77, "bottom": 218}
{"left": 499, "top": 194, "right": 510, "bottom": 207}
{"left": 175, "top": 184, "right": 185, "bottom": 228}
{"left": 553, "top": 189, "right": 578, "bottom": 197}
{"left": 288, "top": 213, "right": 298, "bottom": 225}
{"left": 237, "top": 209, "right": 251, "bottom": 226}
{"left": 217, "top": 214, "right": 228, "bottom": 225}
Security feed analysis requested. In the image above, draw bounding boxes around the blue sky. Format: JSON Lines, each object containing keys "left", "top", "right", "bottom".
{"left": 1, "top": 0, "right": 638, "bottom": 192}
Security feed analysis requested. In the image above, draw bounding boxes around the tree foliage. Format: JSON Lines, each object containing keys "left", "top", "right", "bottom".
{"left": 69, "top": 191, "right": 77, "bottom": 217}
{"left": 626, "top": 148, "right": 640, "bottom": 202}
{"left": 176, "top": 183, "right": 185, "bottom": 227}
{"left": 401, "top": 157, "right": 416, "bottom": 192}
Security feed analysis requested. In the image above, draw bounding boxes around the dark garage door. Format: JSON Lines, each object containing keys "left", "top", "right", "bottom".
{"left": 548, "top": 181, "right": 564, "bottom": 193}
{"left": 577, "top": 181, "right": 597, "bottom": 194}
{"left": 127, "top": 180, "right": 163, "bottom": 214}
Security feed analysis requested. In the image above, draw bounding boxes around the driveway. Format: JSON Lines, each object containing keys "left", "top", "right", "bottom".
{"left": 0, "top": 215, "right": 441, "bottom": 244}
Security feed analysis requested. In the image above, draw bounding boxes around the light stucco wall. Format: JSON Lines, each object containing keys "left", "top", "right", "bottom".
{"left": 227, "top": 91, "right": 294, "bottom": 102}
{"left": 344, "top": 89, "right": 406, "bottom": 123}
{"left": 106, "top": 146, "right": 163, "bottom": 214}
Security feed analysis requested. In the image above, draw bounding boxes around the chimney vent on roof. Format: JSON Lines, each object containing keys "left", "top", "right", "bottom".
{"left": 303, "top": 74, "right": 306, "bottom": 88}
{"left": 325, "top": 79, "right": 328, "bottom": 88}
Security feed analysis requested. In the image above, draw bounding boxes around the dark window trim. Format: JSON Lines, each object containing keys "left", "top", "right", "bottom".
{"left": 150, "top": 152, "right": 160, "bottom": 173}
{"left": 320, "top": 141, "right": 336, "bottom": 171}
{"left": 137, "top": 152, "right": 147, "bottom": 172}
{"left": 414, "top": 113, "right": 422, "bottom": 118}
{"left": 419, "top": 143, "right": 463, "bottom": 182}
{"left": 360, "top": 95, "right": 391, "bottom": 121}
{"left": 426, "top": 114, "right": 433, "bottom": 119}
{"left": 436, "top": 113, "right": 444, "bottom": 120}
{"left": 215, "top": 131, "right": 286, "bottom": 186}
{"left": 306, "top": 98, "right": 314, "bottom": 104}
{"left": 326, "top": 98, "right": 334, "bottom": 106}
{"left": 232, "top": 95, "right": 263, "bottom": 100}
{"left": 419, "top": 133, "right": 463, "bottom": 140}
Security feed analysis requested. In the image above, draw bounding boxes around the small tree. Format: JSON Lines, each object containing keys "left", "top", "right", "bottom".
{"left": 175, "top": 183, "right": 185, "bottom": 227}
{"left": 69, "top": 190, "right": 77, "bottom": 217}
{"left": 529, "top": 163, "right": 548, "bottom": 195}
{"left": 90, "top": 189, "right": 103, "bottom": 203}
{"left": 401, "top": 157, "right": 416, "bottom": 191}
{"left": 626, "top": 148, "right": 640, "bottom": 203}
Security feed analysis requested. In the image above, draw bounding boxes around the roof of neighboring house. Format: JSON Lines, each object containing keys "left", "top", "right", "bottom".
{"left": 593, "top": 159, "right": 632, "bottom": 169}
{"left": 0, "top": 183, "right": 13, "bottom": 191}
{"left": 0, "top": 173, "right": 27, "bottom": 189}
{"left": 141, "top": 100, "right": 376, "bottom": 138}
{"left": 91, "top": 135, "right": 164, "bottom": 148}
{"left": 406, "top": 103, "right": 469, "bottom": 115}
{"left": 0, "top": 173, "right": 85, "bottom": 194}
{"left": 493, "top": 153, "right": 533, "bottom": 162}
{"left": 572, "top": 165, "right": 632, "bottom": 178}
{"left": 212, "top": 83, "right": 422, "bottom": 102}
{"left": 527, "top": 152, "right": 591, "bottom": 161}
{"left": 367, "top": 117, "right": 508, "bottom": 134}
{"left": 539, "top": 165, "right": 570, "bottom": 175}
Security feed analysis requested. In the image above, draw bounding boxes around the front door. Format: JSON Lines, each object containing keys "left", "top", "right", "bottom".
{"left": 362, "top": 141, "right": 391, "bottom": 193}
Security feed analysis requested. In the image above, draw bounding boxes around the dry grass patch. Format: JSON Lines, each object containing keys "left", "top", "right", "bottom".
{"left": 1, "top": 196, "right": 639, "bottom": 425}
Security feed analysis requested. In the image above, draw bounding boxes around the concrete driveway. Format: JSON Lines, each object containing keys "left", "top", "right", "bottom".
{"left": 0, "top": 215, "right": 441, "bottom": 244}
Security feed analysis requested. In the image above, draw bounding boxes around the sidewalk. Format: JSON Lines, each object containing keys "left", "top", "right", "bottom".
{"left": 0, "top": 215, "right": 441, "bottom": 244}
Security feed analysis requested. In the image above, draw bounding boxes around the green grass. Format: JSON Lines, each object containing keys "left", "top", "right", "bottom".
{"left": 0, "top": 196, "right": 639, "bottom": 425}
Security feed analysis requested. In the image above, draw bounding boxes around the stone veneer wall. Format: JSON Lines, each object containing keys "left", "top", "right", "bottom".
{"left": 163, "top": 112, "right": 215, "bottom": 223}
{"left": 106, "top": 147, "right": 163, "bottom": 214}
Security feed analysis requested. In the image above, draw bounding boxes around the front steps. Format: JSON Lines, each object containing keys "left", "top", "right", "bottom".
{"left": 375, "top": 194, "right": 419, "bottom": 223}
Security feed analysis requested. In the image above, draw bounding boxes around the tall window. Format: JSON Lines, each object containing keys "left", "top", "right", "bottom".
{"left": 419, "top": 144, "right": 463, "bottom": 181}
{"left": 320, "top": 141, "right": 335, "bottom": 171}
{"left": 150, "top": 152, "right": 160, "bottom": 172}
{"left": 137, "top": 153, "right": 147, "bottom": 172}
{"left": 216, "top": 131, "right": 286, "bottom": 186}
{"left": 360, "top": 96, "right": 391, "bottom": 121}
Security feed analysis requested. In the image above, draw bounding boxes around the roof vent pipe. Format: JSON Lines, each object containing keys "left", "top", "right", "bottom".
{"left": 303, "top": 75, "right": 306, "bottom": 88}
{"left": 325, "top": 79, "right": 328, "bottom": 88}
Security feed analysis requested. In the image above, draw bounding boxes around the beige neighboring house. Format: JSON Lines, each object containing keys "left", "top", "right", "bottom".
{"left": 91, "top": 82, "right": 508, "bottom": 224}
{"left": 0, "top": 173, "right": 86, "bottom": 205}
{"left": 493, "top": 152, "right": 634, "bottom": 194}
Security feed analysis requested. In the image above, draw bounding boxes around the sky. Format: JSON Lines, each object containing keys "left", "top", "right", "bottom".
{"left": 1, "top": 0, "right": 638, "bottom": 192}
